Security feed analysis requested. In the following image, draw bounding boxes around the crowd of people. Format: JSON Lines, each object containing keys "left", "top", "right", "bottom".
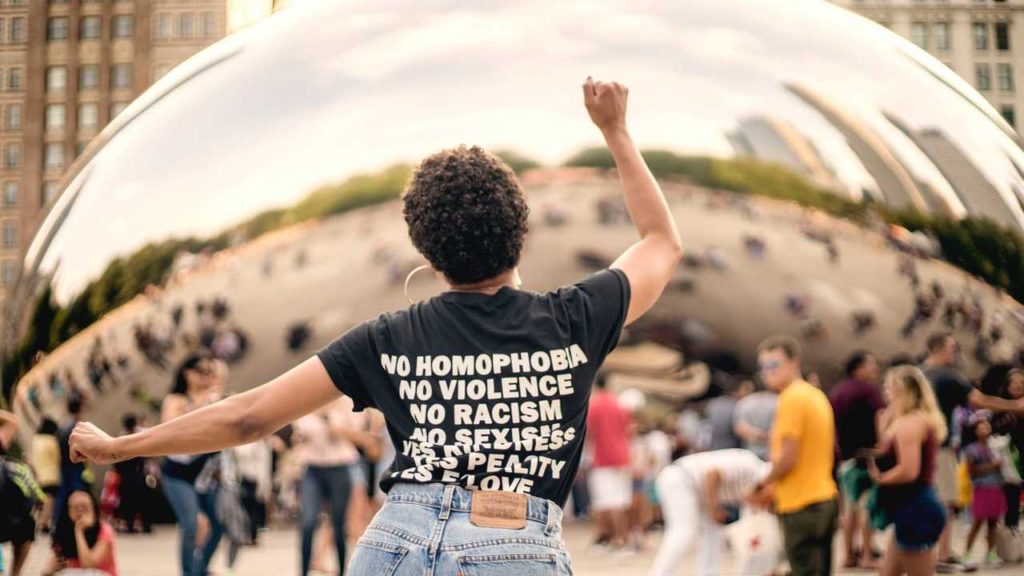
{"left": 0, "top": 346, "right": 393, "bottom": 576}
{"left": 575, "top": 331, "right": 1024, "bottom": 576}
{"left": 6, "top": 77, "right": 1024, "bottom": 576}
{"left": 11, "top": 311, "right": 1024, "bottom": 576}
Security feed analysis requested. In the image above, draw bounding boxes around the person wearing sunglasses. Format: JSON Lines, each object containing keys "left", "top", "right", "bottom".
{"left": 747, "top": 336, "right": 838, "bottom": 576}
{"left": 159, "top": 353, "right": 226, "bottom": 576}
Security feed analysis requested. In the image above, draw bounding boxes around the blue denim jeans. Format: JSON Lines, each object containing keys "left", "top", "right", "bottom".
{"left": 161, "top": 474, "right": 224, "bottom": 576}
{"left": 300, "top": 464, "right": 352, "bottom": 575}
{"left": 348, "top": 483, "right": 573, "bottom": 575}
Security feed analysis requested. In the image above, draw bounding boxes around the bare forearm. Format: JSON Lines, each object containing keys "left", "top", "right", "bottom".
{"left": 113, "top": 394, "right": 258, "bottom": 460}
{"left": 704, "top": 470, "right": 721, "bottom": 510}
{"left": 74, "top": 530, "right": 96, "bottom": 567}
{"left": 603, "top": 128, "right": 681, "bottom": 246}
{"left": 969, "top": 391, "right": 1024, "bottom": 414}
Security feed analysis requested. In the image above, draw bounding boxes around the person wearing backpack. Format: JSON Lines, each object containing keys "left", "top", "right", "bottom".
{"left": 1, "top": 408, "right": 42, "bottom": 576}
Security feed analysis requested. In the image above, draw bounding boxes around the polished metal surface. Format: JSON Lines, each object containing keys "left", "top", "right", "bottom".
{"left": 8, "top": 0, "right": 1024, "bottom": 429}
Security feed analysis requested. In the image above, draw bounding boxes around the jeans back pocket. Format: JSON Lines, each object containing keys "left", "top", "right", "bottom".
{"left": 348, "top": 538, "right": 410, "bottom": 576}
{"left": 456, "top": 552, "right": 560, "bottom": 576}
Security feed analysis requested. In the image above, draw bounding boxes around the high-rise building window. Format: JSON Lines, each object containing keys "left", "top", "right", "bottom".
{"left": 3, "top": 144, "right": 19, "bottom": 170}
{"left": 8, "top": 68, "right": 22, "bottom": 91}
{"left": 42, "top": 181, "right": 59, "bottom": 204}
{"left": 48, "top": 17, "right": 69, "bottom": 42}
{"left": 79, "top": 65, "right": 99, "bottom": 91}
{"left": 10, "top": 17, "right": 24, "bottom": 43}
{"left": 3, "top": 221, "right": 17, "bottom": 249}
{"left": 44, "top": 143, "right": 64, "bottom": 170}
{"left": 974, "top": 22, "right": 990, "bottom": 50}
{"left": 75, "top": 141, "right": 87, "bottom": 158}
{"left": 155, "top": 13, "right": 171, "bottom": 39}
{"left": 179, "top": 13, "right": 193, "bottom": 39}
{"left": 110, "top": 102, "right": 128, "bottom": 118}
{"left": 1, "top": 260, "right": 15, "bottom": 287}
{"left": 1001, "top": 104, "right": 1017, "bottom": 127}
{"left": 996, "top": 22, "right": 1011, "bottom": 51}
{"left": 4, "top": 105, "right": 21, "bottom": 130}
{"left": 3, "top": 181, "right": 16, "bottom": 207}
{"left": 999, "top": 63, "right": 1015, "bottom": 91}
{"left": 201, "top": 12, "right": 215, "bottom": 39}
{"left": 46, "top": 66, "right": 67, "bottom": 93}
{"left": 78, "top": 103, "right": 98, "bottom": 131}
{"left": 911, "top": 22, "right": 928, "bottom": 49}
{"left": 111, "top": 63, "right": 132, "bottom": 90}
{"left": 80, "top": 16, "right": 101, "bottom": 40}
{"left": 977, "top": 63, "right": 993, "bottom": 90}
{"left": 45, "top": 104, "right": 65, "bottom": 132}
{"left": 935, "top": 22, "right": 951, "bottom": 51}
{"left": 112, "top": 15, "right": 133, "bottom": 39}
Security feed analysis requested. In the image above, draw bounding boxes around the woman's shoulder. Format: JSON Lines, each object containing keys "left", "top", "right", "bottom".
{"left": 97, "top": 521, "right": 116, "bottom": 541}
{"left": 162, "top": 393, "right": 187, "bottom": 407}
{"left": 892, "top": 413, "right": 930, "bottom": 436}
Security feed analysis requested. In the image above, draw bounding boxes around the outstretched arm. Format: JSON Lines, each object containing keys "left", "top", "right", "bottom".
{"left": 584, "top": 77, "right": 683, "bottom": 326}
{"left": 70, "top": 357, "right": 341, "bottom": 464}
{"left": 968, "top": 389, "right": 1024, "bottom": 414}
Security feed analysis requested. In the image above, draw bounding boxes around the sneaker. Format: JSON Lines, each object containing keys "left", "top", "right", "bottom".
{"left": 936, "top": 556, "right": 978, "bottom": 573}
{"left": 985, "top": 551, "right": 1004, "bottom": 568}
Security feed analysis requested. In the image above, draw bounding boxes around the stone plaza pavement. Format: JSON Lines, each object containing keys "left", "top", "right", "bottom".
{"left": 12, "top": 517, "right": 1014, "bottom": 576}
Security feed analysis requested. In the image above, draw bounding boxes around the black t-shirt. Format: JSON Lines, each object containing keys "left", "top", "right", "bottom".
{"left": 316, "top": 268, "right": 631, "bottom": 506}
{"left": 921, "top": 364, "right": 973, "bottom": 448}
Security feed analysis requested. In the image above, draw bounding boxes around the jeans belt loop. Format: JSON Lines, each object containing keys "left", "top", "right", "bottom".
{"left": 439, "top": 484, "right": 456, "bottom": 521}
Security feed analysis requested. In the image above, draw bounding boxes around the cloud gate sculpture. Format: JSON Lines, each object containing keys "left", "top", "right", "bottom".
{"left": 7, "top": 0, "right": 1024, "bottom": 435}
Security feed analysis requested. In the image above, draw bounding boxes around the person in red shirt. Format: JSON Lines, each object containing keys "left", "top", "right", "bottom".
{"left": 587, "top": 372, "right": 632, "bottom": 549}
{"left": 44, "top": 490, "right": 119, "bottom": 576}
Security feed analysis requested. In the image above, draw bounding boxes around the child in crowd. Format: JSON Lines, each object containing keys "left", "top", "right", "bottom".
{"left": 963, "top": 411, "right": 1006, "bottom": 568}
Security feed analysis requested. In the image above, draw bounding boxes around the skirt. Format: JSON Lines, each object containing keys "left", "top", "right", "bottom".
{"left": 972, "top": 484, "right": 1007, "bottom": 521}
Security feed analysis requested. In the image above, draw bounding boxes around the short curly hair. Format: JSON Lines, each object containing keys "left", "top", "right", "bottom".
{"left": 403, "top": 146, "right": 530, "bottom": 285}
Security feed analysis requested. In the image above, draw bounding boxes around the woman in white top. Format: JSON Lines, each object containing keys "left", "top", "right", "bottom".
{"left": 292, "top": 396, "right": 369, "bottom": 575}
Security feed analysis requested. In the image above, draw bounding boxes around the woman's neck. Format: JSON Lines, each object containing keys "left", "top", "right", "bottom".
{"left": 448, "top": 270, "right": 519, "bottom": 294}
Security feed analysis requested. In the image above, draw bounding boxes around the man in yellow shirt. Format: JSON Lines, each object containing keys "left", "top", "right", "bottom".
{"left": 748, "top": 336, "right": 839, "bottom": 576}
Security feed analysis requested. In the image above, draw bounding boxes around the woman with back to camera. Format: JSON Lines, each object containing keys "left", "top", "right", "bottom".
{"left": 869, "top": 366, "right": 948, "bottom": 576}
{"left": 68, "top": 77, "right": 682, "bottom": 574}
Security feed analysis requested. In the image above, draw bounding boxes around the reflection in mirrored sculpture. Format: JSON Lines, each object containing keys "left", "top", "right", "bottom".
{"left": 7, "top": 0, "right": 1024, "bottom": 437}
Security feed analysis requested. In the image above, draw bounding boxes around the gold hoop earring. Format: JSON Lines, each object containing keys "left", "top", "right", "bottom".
{"left": 404, "top": 264, "right": 433, "bottom": 304}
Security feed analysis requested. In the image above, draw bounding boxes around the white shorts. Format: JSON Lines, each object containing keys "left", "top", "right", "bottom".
{"left": 589, "top": 467, "right": 632, "bottom": 511}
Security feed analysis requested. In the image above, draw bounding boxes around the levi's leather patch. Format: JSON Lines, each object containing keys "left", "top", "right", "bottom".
{"left": 470, "top": 490, "right": 528, "bottom": 530}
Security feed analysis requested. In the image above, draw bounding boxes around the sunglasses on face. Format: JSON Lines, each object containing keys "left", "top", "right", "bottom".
{"left": 191, "top": 364, "right": 215, "bottom": 376}
{"left": 758, "top": 360, "right": 782, "bottom": 372}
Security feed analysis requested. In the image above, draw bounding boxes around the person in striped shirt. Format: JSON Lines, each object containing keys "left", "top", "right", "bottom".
{"left": 648, "top": 449, "right": 770, "bottom": 576}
